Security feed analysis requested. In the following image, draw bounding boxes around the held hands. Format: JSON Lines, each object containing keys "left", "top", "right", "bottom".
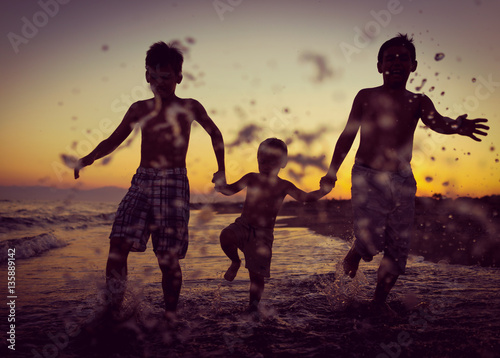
{"left": 212, "top": 170, "right": 227, "bottom": 192}
{"left": 455, "top": 114, "right": 489, "bottom": 141}
{"left": 320, "top": 175, "right": 337, "bottom": 193}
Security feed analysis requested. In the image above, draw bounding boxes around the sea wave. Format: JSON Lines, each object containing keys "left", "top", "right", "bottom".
{"left": 0, "top": 233, "right": 68, "bottom": 262}
{"left": 0, "top": 212, "right": 115, "bottom": 233}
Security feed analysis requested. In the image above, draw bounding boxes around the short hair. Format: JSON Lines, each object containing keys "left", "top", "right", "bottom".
{"left": 145, "top": 41, "right": 184, "bottom": 75}
{"left": 258, "top": 138, "right": 288, "bottom": 162}
{"left": 377, "top": 33, "right": 416, "bottom": 63}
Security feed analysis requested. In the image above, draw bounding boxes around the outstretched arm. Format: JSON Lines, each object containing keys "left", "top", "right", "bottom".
{"left": 74, "top": 103, "right": 139, "bottom": 179}
{"left": 216, "top": 173, "right": 251, "bottom": 196}
{"left": 322, "top": 91, "right": 363, "bottom": 187}
{"left": 286, "top": 181, "right": 331, "bottom": 202}
{"left": 192, "top": 100, "right": 226, "bottom": 185}
{"left": 420, "top": 95, "right": 489, "bottom": 141}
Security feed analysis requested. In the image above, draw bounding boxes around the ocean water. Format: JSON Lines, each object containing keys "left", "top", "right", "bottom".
{"left": 1, "top": 199, "right": 499, "bottom": 358}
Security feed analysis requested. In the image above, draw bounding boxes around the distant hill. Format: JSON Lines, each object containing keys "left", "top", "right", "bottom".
{"left": 0, "top": 185, "right": 241, "bottom": 204}
{"left": 0, "top": 185, "right": 128, "bottom": 203}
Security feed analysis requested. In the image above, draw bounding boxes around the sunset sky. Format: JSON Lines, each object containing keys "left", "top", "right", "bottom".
{"left": 1, "top": 0, "right": 499, "bottom": 200}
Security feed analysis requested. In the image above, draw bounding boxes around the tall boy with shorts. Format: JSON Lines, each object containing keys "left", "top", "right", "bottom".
{"left": 74, "top": 41, "right": 226, "bottom": 317}
{"left": 321, "top": 34, "right": 489, "bottom": 312}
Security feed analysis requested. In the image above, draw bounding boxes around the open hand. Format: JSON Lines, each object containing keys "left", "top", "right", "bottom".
{"left": 456, "top": 115, "right": 489, "bottom": 141}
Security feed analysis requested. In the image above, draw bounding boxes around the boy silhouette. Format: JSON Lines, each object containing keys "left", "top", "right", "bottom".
{"left": 74, "top": 42, "right": 226, "bottom": 316}
{"left": 321, "top": 34, "right": 489, "bottom": 311}
{"left": 215, "top": 138, "right": 330, "bottom": 311}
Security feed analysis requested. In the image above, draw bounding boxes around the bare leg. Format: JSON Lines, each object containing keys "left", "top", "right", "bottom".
{"left": 373, "top": 255, "right": 399, "bottom": 304}
{"left": 157, "top": 252, "right": 182, "bottom": 314}
{"left": 343, "top": 245, "right": 362, "bottom": 278}
{"left": 105, "top": 237, "right": 133, "bottom": 311}
{"left": 248, "top": 270, "right": 265, "bottom": 311}
{"left": 220, "top": 229, "right": 241, "bottom": 281}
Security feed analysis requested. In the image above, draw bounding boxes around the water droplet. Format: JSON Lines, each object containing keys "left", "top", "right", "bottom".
{"left": 415, "top": 78, "right": 427, "bottom": 91}
{"left": 434, "top": 53, "right": 445, "bottom": 61}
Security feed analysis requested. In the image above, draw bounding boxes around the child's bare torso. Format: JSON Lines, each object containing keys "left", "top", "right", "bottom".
{"left": 134, "top": 98, "right": 195, "bottom": 169}
{"left": 355, "top": 86, "right": 422, "bottom": 172}
{"left": 241, "top": 174, "right": 289, "bottom": 229}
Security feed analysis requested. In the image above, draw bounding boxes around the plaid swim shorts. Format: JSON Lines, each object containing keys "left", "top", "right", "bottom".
{"left": 351, "top": 163, "right": 417, "bottom": 274}
{"left": 110, "top": 167, "right": 190, "bottom": 258}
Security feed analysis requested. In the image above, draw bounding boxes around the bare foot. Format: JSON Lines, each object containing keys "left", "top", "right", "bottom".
{"left": 224, "top": 260, "right": 241, "bottom": 281}
{"left": 343, "top": 246, "right": 361, "bottom": 278}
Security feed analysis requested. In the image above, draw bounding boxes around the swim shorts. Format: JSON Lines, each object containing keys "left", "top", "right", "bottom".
{"left": 222, "top": 217, "right": 274, "bottom": 278}
{"left": 350, "top": 163, "right": 416, "bottom": 274}
{"left": 110, "top": 167, "right": 190, "bottom": 258}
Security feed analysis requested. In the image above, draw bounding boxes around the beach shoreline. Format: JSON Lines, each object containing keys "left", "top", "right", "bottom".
{"left": 202, "top": 195, "right": 500, "bottom": 268}
{"left": 1, "top": 198, "right": 500, "bottom": 357}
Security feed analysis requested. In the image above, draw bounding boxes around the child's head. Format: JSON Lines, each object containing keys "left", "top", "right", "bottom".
{"left": 145, "top": 42, "right": 184, "bottom": 97}
{"left": 146, "top": 41, "right": 184, "bottom": 75}
{"left": 377, "top": 33, "right": 417, "bottom": 87}
{"left": 377, "top": 33, "right": 416, "bottom": 63}
{"left": 257, "top": 138, "right": 288, "bottom": 174}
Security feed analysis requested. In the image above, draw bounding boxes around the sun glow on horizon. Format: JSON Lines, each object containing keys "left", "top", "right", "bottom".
{"left": 0, "top": 0, "right": 499, "bottom": 199}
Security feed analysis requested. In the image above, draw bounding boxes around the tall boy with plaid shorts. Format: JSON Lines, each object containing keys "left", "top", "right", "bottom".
{"left": 75, "top": 42, "right": 226, "bottom": 316}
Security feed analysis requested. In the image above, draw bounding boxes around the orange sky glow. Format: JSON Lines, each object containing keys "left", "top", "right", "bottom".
{"left": 1, "top": 0, "right": 499, "bottom": 200}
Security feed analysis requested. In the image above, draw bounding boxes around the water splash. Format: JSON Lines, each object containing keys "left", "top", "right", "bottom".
{"left": 226, "top": 123, "right": 262, "bottom": 148}
{"left": 287, "top": 153, "right": 327, "bottom": 171}
{"left": 434, "top": 53, "right": 445, "bottom": 61}
{"left": 415, "top": 78, "right": 427, "bottom": 91}
{"left": 299, "top": 51, "right": 334, "bottom": 83}
{"left": 315, "top": 260, "right": 369, "bottom": 310}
